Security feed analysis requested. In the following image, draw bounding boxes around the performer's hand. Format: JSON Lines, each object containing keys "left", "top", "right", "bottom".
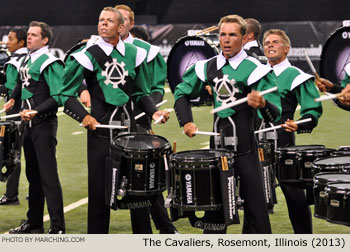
{"left": 3, "top": 98, "right": 15, "bottom": 112}
{"left": 205, "top": 85, "right": 213, "bottom": 95}
{"left": 82, "top": 114, "right": 99, "bottom": 130}
{"left": 281, "top": 119, "right": 298, "bottom": 132}
{"left": 315, "top": 77, "right": 334, "bottom": 92}
{"left": 340, "top": 84, "right": 350, "bottom": 106}
{"left": 152, "top": 110, "right": 169, "bottom": 124}
{"left": 20, "top": 110, "right": 37, "bottom": 121}
{"left": 183, "top": 122, "right": 198, "bottom": 138}
{"left": 80, "top": 90, "right": 91, "bottom": 108}
{"left": 247, "top": 90, "right": 266, "bottom": 109}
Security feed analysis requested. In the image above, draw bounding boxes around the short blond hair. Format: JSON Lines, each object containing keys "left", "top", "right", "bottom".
{"left": 218, "top": 15, "right": 247, "bottom": 36}
{"left": 115, "top": 4, "right": 135, "bottom": 23}
{"left": 263, "top": 29, "right": 291, "bottom": 48}
{"left": 102, "top": 7, "right": 124, "bottom": 25}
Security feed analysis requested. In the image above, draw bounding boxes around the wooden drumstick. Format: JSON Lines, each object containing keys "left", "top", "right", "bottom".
{"left": 196, "top": 26, "right": 218, "bottom": 35}
{"left": 0, "top": 41, "right": 6, "bottom": 45}
{"left": 173, "top": 141, "right": 176, "bottom": 153}
{"left": 304, "top": 50, "right": 321, "bottom": 82}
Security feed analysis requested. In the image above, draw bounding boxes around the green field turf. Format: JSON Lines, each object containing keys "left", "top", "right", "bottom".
{"left": 0, "top": 89, "right": 350, "bottom": 234}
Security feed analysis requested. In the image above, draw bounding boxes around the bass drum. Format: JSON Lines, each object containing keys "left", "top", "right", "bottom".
{"left": 320, "top": 25, "right": 350, "bottom": 86}
{"left": 167, "top": 35, "right": 219, "bottom": 106}
{"left": 319, "top": 25, "right": 350, "bottom": 111}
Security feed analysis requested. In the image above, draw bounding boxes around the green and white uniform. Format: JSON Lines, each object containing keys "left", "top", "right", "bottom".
{"left": 270, "top": 58, "right": 322, "bottom": 146}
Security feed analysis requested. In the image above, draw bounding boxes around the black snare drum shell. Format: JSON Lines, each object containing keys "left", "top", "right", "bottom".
{"left": 170, "top": 149, "right": 234, "bottom": 211}
{"left": 326, "top": 182, "right": 350, "bottom": 226}
{"left": 110, "top": 133, "right": 171, "bottom": 196}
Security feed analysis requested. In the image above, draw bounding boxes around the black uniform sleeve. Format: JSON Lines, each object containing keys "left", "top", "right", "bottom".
{"left": 137, "top": 95, "right": 157, "bottom": 117}
{"left": 35, "top": 97, "right": 58, "bottom": 115}
{"left": 150, "top": 91, "right": 163, "bottom": 105}
{"left": 174, "top": 96, "right": 193, "bottom": 127}
{"left": 77, "top": 82, "right": 88, "bottom": 96}
{"left": 296, "top": 114, "right": 318, "bottom": 133}
{"left": 259, "top": 100, "right": 280, "bottom": 123}
{"left": 63, "top": 97, "right": 89, "bottom": 122}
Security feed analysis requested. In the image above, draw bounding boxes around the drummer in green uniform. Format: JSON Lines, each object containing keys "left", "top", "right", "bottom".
{"left": 263, "top": 29, "right": 323, "bottom": 233}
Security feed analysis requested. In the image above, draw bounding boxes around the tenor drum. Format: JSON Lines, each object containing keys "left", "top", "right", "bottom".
{"left": 170, "top": 149, "right": 234, "bottom": 211}
{"left": 167, "top": 35, "right": 218, "bottom": 106}
{"left": 313, "top": 173, "right": 350, "bottom": 219}
{"left": 312, "top": 156, "right": 350, "bottom": 174}
{"left": 277, "top": 145, "right": 325, "bottom": 186}
{"left": 326, "top": 182, "right": 350, "bottom": 226}
{"left": 0, "top": 121, "right": 21, "bottom": 182}
{"left": 110, "top": 133, "right": 171, "bottom": 196}
{"left": 332, "top": 146, "right": 350, "bottom": 156}
{"left": 297, "top": 148, "right": 335, "bottom": 183}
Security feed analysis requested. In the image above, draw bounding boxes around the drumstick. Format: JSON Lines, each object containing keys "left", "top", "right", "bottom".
{"left": 195, "top": 131, "right": 221, "bottom": 136}
{"left": 173, "top": 141, "right": 176, "bottom": 153}
{"left": 79, "top": 124, "right": 128, "bottom": 129}
{"left": 315, "top": 92, "right": 343, "bottom": 102}
{"left": 0, "top": 41, "right": 6, "bottom": 45}
{"left": 211, "top": 86, "right": 278, "bottom": 114}
{"left": 254, "top": 118, "right": 312, "bottom": 134}
{"left": 304, "top": 50, "right": 321, "bottom": 82}
{"left": 0, "top": 109, "right": 6, "bottom": 114}
{"left": 0, "top": 111, "right": 37, "bottom": 120}
{"left": 134, "top": 100, "right": 168, "bottom": 120}
{"left": 196, "top": 26, "right": 218, "bottom": 35}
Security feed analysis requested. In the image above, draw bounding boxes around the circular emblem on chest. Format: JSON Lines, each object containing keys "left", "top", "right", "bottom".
{"left": 213, "top": 74, "right": 239, "bottom": 104}
{"left": 101, "top": 59, "right": 129, "bottom": 89}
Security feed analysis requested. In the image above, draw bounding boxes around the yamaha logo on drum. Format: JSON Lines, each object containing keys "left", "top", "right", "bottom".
{"left": 185, "top": 174, "right": 193, "bottom": 204}
{"left": 184, "top": 40, "right": 206, "bottom": 46}
{"left": 149, "top": 162, "right": 156, "bottom": 189}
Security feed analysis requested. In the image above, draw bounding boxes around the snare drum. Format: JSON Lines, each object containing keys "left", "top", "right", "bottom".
{"left": 0, "top": 121, "right": 21, "bottom": 182}
{"left": 312, "top": 156, "right": 350, "bottom": 174}
{"left": 326, "top": 182, "right": 350, "bottom": 226}
{"left": 277, "top": 145, "right": 325, "bottom": 186}
{"left": 170, "top": 149, "right": 234, "bottom": 211}
{"left": 313, "top": 173, "right": 350, "bottom": 219}
{"left": 109, "top": 133, "right": 171, "bottom": 196}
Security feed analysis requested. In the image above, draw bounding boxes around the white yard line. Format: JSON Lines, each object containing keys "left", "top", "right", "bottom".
{"left": 4, "top": 197, "right": 88, "bottom": 234}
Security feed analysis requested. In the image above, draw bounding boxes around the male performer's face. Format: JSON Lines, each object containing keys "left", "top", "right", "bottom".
{"left": 98, "top": 10, "right": 122, "bottom": 43}
{"left": 27, "top": 26, "right": 48, "bottom": 52}
{"left": 117, "top": 9, "right": 134, "bottom": 40}
{"left": 6, "top": 31, "right": 24, "bottom": 53}
{"left": 264, "top": 34, "right": 289, "bottom": 66}
{"left": 219, "top": 22, "right": 245, "bottom": 59}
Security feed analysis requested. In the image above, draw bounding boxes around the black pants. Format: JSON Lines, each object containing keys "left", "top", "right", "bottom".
{"left": 279, "top": 183, "right": 312, "bottom": 233}
{"left": 87, "top": 130, "right": 152, "bottom": 234}
{"left": 23, "top": 118, "right": 64, "bottom": 229}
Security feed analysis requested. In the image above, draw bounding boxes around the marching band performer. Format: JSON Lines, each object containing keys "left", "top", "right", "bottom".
{"left": 174, "top": 14, "right": 281, "bottom": 234}
{"left": 263, "top": 29, "right": 323, "bottom": 233}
